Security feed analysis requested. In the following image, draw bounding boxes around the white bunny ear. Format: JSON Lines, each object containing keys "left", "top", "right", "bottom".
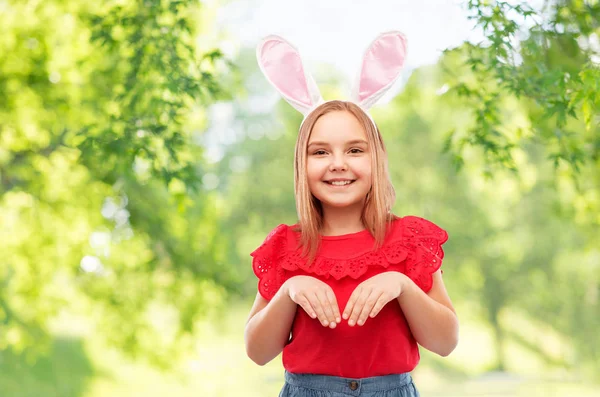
{"left": 256, "top": 35, "right": 324, "bottom": 116}
{"left": 351, "top": 31, "right": 407, "bottom": 110}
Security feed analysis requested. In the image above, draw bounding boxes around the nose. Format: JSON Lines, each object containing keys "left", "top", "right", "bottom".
{"left": 328, "top": 153, "right": 347, "bottom": 172}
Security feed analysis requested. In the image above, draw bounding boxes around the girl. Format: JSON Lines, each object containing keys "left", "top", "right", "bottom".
{"left": 245, "top": 32, "right": 459, "bottom": 397}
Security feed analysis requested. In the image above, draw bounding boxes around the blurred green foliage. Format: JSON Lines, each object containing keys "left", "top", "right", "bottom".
{"left": 445, "top": 0, "right": 600, "bottom": 177}
{"left": 0, "top": 0, "right": 598, "bottom": 394}
{"left": 0, "top": 0, "right": 236, "bottom": 367}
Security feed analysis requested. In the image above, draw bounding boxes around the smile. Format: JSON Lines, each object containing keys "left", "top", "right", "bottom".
{"left": 324, "top": 180, "right": 356, "bottom": 186}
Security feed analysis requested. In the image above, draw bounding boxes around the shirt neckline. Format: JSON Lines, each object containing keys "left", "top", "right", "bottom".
{"left": 319, "top": 228, "right": 371, "bottom": 241}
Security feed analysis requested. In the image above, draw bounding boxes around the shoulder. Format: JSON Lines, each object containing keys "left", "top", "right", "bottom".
{"left": 383, "top": 215, "right": 448, "bottom": 242}
{"left": 396, "top": 215, "right": 448, "bottom": 243}
{"left": 250, "top": 223, "right": 298, "bottom": 259}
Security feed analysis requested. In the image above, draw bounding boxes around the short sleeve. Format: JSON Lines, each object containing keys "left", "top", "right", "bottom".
{"left": 401, "top": 216, "right": 448, "bottom": 293}
{"left": 250, "top": 224, "right": 289, "bottom": 300}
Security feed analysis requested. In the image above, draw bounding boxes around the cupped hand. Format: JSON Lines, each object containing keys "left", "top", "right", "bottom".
{"left": 343, "top": 271, "right": 406, "bottom": 327}
{"left": 283, "top": 276, "right": 341, "bottom": 328}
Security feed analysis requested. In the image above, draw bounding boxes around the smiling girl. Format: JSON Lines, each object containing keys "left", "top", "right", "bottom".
{"left": 244, "top": 33, "right": 459, "bottom": 397}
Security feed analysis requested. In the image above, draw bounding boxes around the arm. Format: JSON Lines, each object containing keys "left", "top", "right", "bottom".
{"left": 397, "top": 269, "right": 459, "bottom": 357}
{"left": 245, "top": 275, "right": 341, "bottom": 365}
{"left": 244, "top": 285, "right": 297, "bottom": 366}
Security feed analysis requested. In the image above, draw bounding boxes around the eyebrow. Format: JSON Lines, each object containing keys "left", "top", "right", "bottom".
{"left": 307, "top": 139, "right": 368, "bottom": 148}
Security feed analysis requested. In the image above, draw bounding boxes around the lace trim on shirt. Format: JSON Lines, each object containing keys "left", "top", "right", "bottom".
{"left": 251, "top": 217, "right": 448, "bottom": 299}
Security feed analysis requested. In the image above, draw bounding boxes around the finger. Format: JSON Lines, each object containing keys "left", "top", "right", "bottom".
{"left": 316, "top": 290, "right": 336, "bottom": 327}
{"left": 325, "top": 288, "right": 341, "bottom": 324}
{"left": 343, "top": 288, "right": 360, "bottom": 321}
{"left": 297, "top": 295, "right": 317, "bottom": 319}
{"left": 311, "top": 293, "right": 331, "bottom": 327}
{"left": 369, "top": 294, "right": 390, "bottom": 319}
{"left": 357, "top": 291, "right": 383, "bottom": 326}
{"left": 348, "top": 288, "right": 371, "bottom": 326}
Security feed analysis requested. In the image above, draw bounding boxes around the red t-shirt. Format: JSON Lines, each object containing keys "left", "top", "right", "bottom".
{"left": 251, "top": 215, "right": 448, "bottom": 379}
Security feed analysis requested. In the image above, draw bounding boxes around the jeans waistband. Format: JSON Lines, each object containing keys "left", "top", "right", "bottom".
{"left": 284, "top": 370, "right": 413, "bottom": 394}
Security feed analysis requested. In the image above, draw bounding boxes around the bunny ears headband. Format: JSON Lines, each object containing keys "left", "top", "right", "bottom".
{"left": 256, "top": 31, "right": 408, "bottom": 127}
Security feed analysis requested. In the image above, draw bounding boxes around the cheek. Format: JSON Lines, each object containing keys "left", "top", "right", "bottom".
{"left": 306, "top": 160, "right": 323, "bottom": 184}
{"left": 353, "top": 157, "right": 372, "bottom": 180}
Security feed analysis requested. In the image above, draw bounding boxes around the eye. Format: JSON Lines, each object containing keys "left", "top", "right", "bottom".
{"left": 349, "top": 148, "right": 364, "bottom": 154}
{"left": 312, "top": 150, "right": 327, "bottom": 155}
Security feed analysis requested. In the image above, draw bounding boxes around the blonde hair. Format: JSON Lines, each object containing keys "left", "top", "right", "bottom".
{"left": 294, "top": 100, "right": 397, "bottom": 263}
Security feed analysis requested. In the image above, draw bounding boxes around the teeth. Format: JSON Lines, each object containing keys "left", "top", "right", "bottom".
{"left": 330, "top": 180, "right": 352, "bottom": 186}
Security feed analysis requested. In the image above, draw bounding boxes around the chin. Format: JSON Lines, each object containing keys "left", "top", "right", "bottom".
{"left": 321, "top": 202, "right": 356, "bottom": 209}
{"left": 314, "top": 195, "right": 366, "bottom": 209}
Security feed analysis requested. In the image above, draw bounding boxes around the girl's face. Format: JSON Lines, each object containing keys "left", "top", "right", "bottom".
{"left": 306, "top": 111, "right": 372, "bottom": 210}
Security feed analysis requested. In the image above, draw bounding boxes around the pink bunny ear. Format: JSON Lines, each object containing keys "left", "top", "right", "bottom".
{"left": 256, "top": 35, "right": 323, "bottom": 116}
{"left": 351, "top": 31, "right": 407, "bottom": 110}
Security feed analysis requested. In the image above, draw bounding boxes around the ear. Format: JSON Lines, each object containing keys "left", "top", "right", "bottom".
{"left": 256, "top": 35, "right": 324, "bottom": 116}
{"left": 351, "top": 31, "right": 407, "bottom": 110}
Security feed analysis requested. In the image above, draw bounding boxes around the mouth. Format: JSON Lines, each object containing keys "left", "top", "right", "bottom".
{"left": 323, "top": 179, "right": 356, "bottom": 186}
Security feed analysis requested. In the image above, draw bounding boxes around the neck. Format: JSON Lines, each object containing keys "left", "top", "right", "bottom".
{"left": 320, "top": 200, "right": 365, "bottom": 236}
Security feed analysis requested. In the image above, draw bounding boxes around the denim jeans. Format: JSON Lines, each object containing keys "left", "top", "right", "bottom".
{"left": 278, "top": 370, "right": 420, "bottom": 397}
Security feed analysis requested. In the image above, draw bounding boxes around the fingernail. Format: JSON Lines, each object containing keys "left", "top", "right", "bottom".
{"left": 336, "top": 317, "right": 341, "bottom": 323}
{"left": 358, "top": 320, "right": 363, "bottom": 326}
{"left": 342, "top": 313, "right": 348, "bottom": 319}
{"left": 329, "top": 322, "right": 336, "bottom": 329}
{"left": 349, "top": 320, "right": 355, "bottom": 326}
